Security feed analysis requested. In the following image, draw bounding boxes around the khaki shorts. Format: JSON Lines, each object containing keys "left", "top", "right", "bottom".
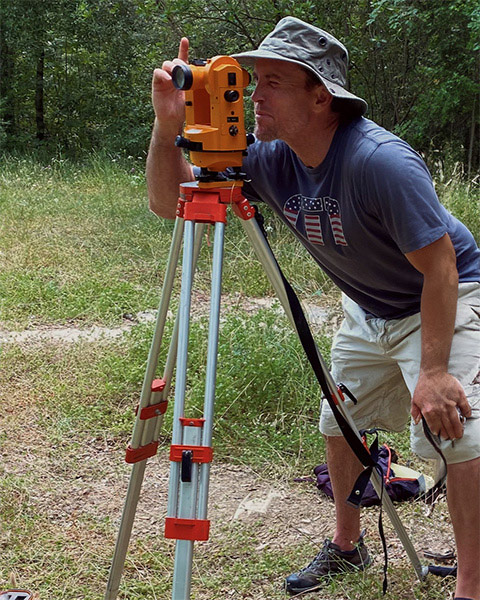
{"left": 320, "top": 282, "right": 480, "bottom": 464}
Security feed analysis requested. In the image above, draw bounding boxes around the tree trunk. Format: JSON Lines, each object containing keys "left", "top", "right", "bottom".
{"left": 35, "top": 48, "right": 45, "bottom": 140}
{"left": 467, "top": 98, "right": 475, "bottom": 179}
{"left": 0, "top": 27, "right": 16, "bottom": 139}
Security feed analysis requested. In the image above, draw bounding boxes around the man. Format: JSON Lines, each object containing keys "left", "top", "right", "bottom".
{"left": 147, "top": 17, "right": 480, "bottom": 600}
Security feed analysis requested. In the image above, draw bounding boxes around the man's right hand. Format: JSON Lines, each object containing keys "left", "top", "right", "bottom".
{"left": 152, "top": 37, "right": 189, "bottom": 133}
{"left": 147, "top": 37, "right": 195, "bottom": 218}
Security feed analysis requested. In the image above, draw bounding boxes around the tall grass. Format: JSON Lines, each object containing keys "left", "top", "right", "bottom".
{"left": 0, "top": 154, "right": 338, "bottom": 329}
{"left": 438, "top": 180, "right": 480, "bottom": 243}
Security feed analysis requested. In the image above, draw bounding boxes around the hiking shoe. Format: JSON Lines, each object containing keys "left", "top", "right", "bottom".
{"left": 285, "top": 534, "right": 371, "bottom": 595}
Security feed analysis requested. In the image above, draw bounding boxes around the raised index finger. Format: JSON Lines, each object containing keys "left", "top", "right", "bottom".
{"left": 178, "top": 37, "right": 189, "bottom": 63}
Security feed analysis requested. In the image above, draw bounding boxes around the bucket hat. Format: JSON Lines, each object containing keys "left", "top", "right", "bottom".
{"left": 232, "top": 16, "right": 367, "bottom": 115}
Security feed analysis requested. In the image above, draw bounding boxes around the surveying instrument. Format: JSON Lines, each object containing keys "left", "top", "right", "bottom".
{"left": 104, "top": 55, "right": 452, "bottom": 599}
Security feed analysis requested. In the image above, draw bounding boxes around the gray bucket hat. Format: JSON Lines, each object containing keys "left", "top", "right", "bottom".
{"left": 232, "top": 16, "right": 367, "bottom": 115}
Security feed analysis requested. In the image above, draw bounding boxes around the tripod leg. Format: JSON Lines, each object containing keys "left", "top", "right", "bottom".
{"left": 104, "top": 461, "right": 148, "bottom": 600}
{"left": 167, "top": 219, "right": 196, "bottom": 515}
{"left": 239, "top": 215, "right": 427, "bottom": 582}
{"left": 168, "top": 221, "right": 226, "bottom": 600}
{"left": 104, "top": 220, "right": 206, "bottom": 600}
{"left": 197, "top": 221, "right": 225, "bottom": 518}
{"left": 167, "top": 219, "right": 196, "bottom": 599}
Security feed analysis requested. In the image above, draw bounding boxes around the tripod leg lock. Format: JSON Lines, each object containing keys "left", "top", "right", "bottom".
{"left": 133, "top": 379, "right": 168, "bottom": 420}
{"left": 169, "top": 445, "right": 213, "bottom": 464}
{"left": 136, "top": 400, "right": 168, "bottom": 420}
{"left": 231, "top": 198, "right": 255, "bottom": 221}
{"left": 165, "top": 517, "right": 210, "bottom": 541}
{"left": 125, "top": 441, "right": 159, "bottom": 464}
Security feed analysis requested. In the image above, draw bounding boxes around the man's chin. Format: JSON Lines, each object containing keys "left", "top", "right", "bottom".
{"left": 254, "top": 125, "right": 277, "bottom": 142}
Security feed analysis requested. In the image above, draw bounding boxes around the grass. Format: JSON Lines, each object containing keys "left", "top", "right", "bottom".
{"left": 437, "top": 178, "right": 480, "bottom": 242}
{"left": 0, "top": 154, "right": 336, "bottom": 330}
{"left": 0, "top": 311, "right": 327, "bottom": 472}
{"left": 0, "top": 153, "right": 476, "bottom": 599}
{"left": 0, "top": 155, "right": 173, "bottom": 327}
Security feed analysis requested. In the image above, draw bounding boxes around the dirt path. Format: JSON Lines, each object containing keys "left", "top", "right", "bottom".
{"left": 0, "top": 293, "right": 337, "bottom": 345}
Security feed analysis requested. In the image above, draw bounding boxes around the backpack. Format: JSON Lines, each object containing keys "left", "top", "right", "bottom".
{"left": 314, "top": 444, "right": 432, "bottom": 507}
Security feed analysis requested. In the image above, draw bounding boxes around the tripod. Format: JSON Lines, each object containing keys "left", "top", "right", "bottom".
{"left": 104, "top": 180, "right": 429, "bottom": 600}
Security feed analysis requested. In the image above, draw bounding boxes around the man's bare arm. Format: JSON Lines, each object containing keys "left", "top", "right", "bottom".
{"left": 147, "top": 118, "right": 193, "bottom": 219}
{"left": 146, "top": 38, "right": 194, "bottom": 219}
{"left": 406, "top": 233, "right": 471, "bottom": 440}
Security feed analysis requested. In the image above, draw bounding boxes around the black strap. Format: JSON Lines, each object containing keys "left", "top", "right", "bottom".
{"left": 347, "top": 431, "right": 381, "bottom": 507}
{"left": 253, "top": 210, "right": 376, "bottom": 468}
{"left": 416, "top": 416, "right": 448, "bottom": 505}
{"left": 346, "top": 430, "right": 388, "bottom": 593}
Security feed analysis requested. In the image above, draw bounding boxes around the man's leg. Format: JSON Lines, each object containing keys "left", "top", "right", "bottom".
{"left": 323, "top": 294, "right": 412, "bottom": 550}
{"left": 447, "top": 457, "right": 480, "bottom": 600}
{"left": 398, "top": 283, "right": 480, "bottom": 599}
{"left": 285, "top": 294, "right": 411, "bottom": 594}
{"left": 326, "top": 435, "right": 363, "bottom": 550}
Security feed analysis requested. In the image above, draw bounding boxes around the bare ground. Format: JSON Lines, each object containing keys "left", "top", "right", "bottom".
{"left": 1, "top": 412, "right": 457, "bottom": 599}
{"left": 0, "top": 292, "right": 340, "bottom": 345}
{"left": 0, "top": 297, "right": 458, "bottom": 599}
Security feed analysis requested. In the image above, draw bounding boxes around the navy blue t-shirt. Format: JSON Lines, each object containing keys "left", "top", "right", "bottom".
{"left": 239, "top": 118, "right": 480, "bottom": 319}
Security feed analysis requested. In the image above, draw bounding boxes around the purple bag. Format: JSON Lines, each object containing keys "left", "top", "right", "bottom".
{"left": 314, "top": 445, "right": 422, "bottom": 507}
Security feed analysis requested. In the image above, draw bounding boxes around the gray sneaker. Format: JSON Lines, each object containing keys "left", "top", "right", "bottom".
{"left": 285, "top": 534, "right": 371, "bottom": 595}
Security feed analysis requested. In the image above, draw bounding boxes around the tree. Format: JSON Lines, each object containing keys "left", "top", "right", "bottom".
{"left": 0, "top": 0, "right": 478, "bottom": 173}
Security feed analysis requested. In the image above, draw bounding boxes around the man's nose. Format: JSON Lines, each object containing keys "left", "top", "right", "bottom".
{"left": 251, "top": 84, "right": 263, "bottom": 102}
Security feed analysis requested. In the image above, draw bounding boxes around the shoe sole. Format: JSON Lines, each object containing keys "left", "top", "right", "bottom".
{"left": 285, "top": 582, "right": 324, "bottom": 596}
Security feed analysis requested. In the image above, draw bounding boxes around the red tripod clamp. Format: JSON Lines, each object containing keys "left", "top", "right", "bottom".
{"left": 178, "top": 182, "right": 255, "bottom": 224}
{"left": 125, "top": 379, "right": 168, "bottom": 464}
{"left": 164, "top": 517, "right": 210, "bottom": 541}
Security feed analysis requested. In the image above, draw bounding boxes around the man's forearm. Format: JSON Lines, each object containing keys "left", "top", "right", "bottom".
{"left": 408, "top": 235, "right": 470, "bottom": 438}
{"left": 146, "top": 119, "right": 194, "bottom": 219}
{"left": 419, "top": 266, "right": 459, "bottom": 375}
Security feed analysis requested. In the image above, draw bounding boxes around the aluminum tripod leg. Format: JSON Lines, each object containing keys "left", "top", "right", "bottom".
{"left": 104, "top": 219, "right": 205, "bottom": 600}
{"left": 166, "top": 219, "right": 225, "bottom": 599}
{"left": 240, "top": 217, "right": 428, "bottom": 582}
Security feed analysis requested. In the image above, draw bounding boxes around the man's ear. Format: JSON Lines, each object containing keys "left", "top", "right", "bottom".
{"left": 313, "top": 84, "right": 334, "bottom": 112}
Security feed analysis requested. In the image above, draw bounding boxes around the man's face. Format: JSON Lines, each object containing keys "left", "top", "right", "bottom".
{"left": 251, "top": 58, "right": 317, "bottom": 143}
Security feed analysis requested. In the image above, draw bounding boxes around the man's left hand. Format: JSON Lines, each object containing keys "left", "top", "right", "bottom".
{"left": 411, "top": 371, "right": 472, "bottom": 440}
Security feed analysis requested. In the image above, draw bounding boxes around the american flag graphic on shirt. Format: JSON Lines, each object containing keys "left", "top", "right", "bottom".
{"left": 283, "top": 194, "right": 347, "bottom": 247}
{"left": 324, "top": 197, "right": 347, "bottom": 246}
{"left": 283, "top": 194, "right": 303, "bottom": 227}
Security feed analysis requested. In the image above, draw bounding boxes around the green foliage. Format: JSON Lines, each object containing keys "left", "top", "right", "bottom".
{"left": 0, "top": 0, "right": 163, "bottom": 155}
{"left": 365, "top": 0, "right": 480, "bottom": 169}
{"left": 1, "top": 1, "right": 479, "bottom": 173}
